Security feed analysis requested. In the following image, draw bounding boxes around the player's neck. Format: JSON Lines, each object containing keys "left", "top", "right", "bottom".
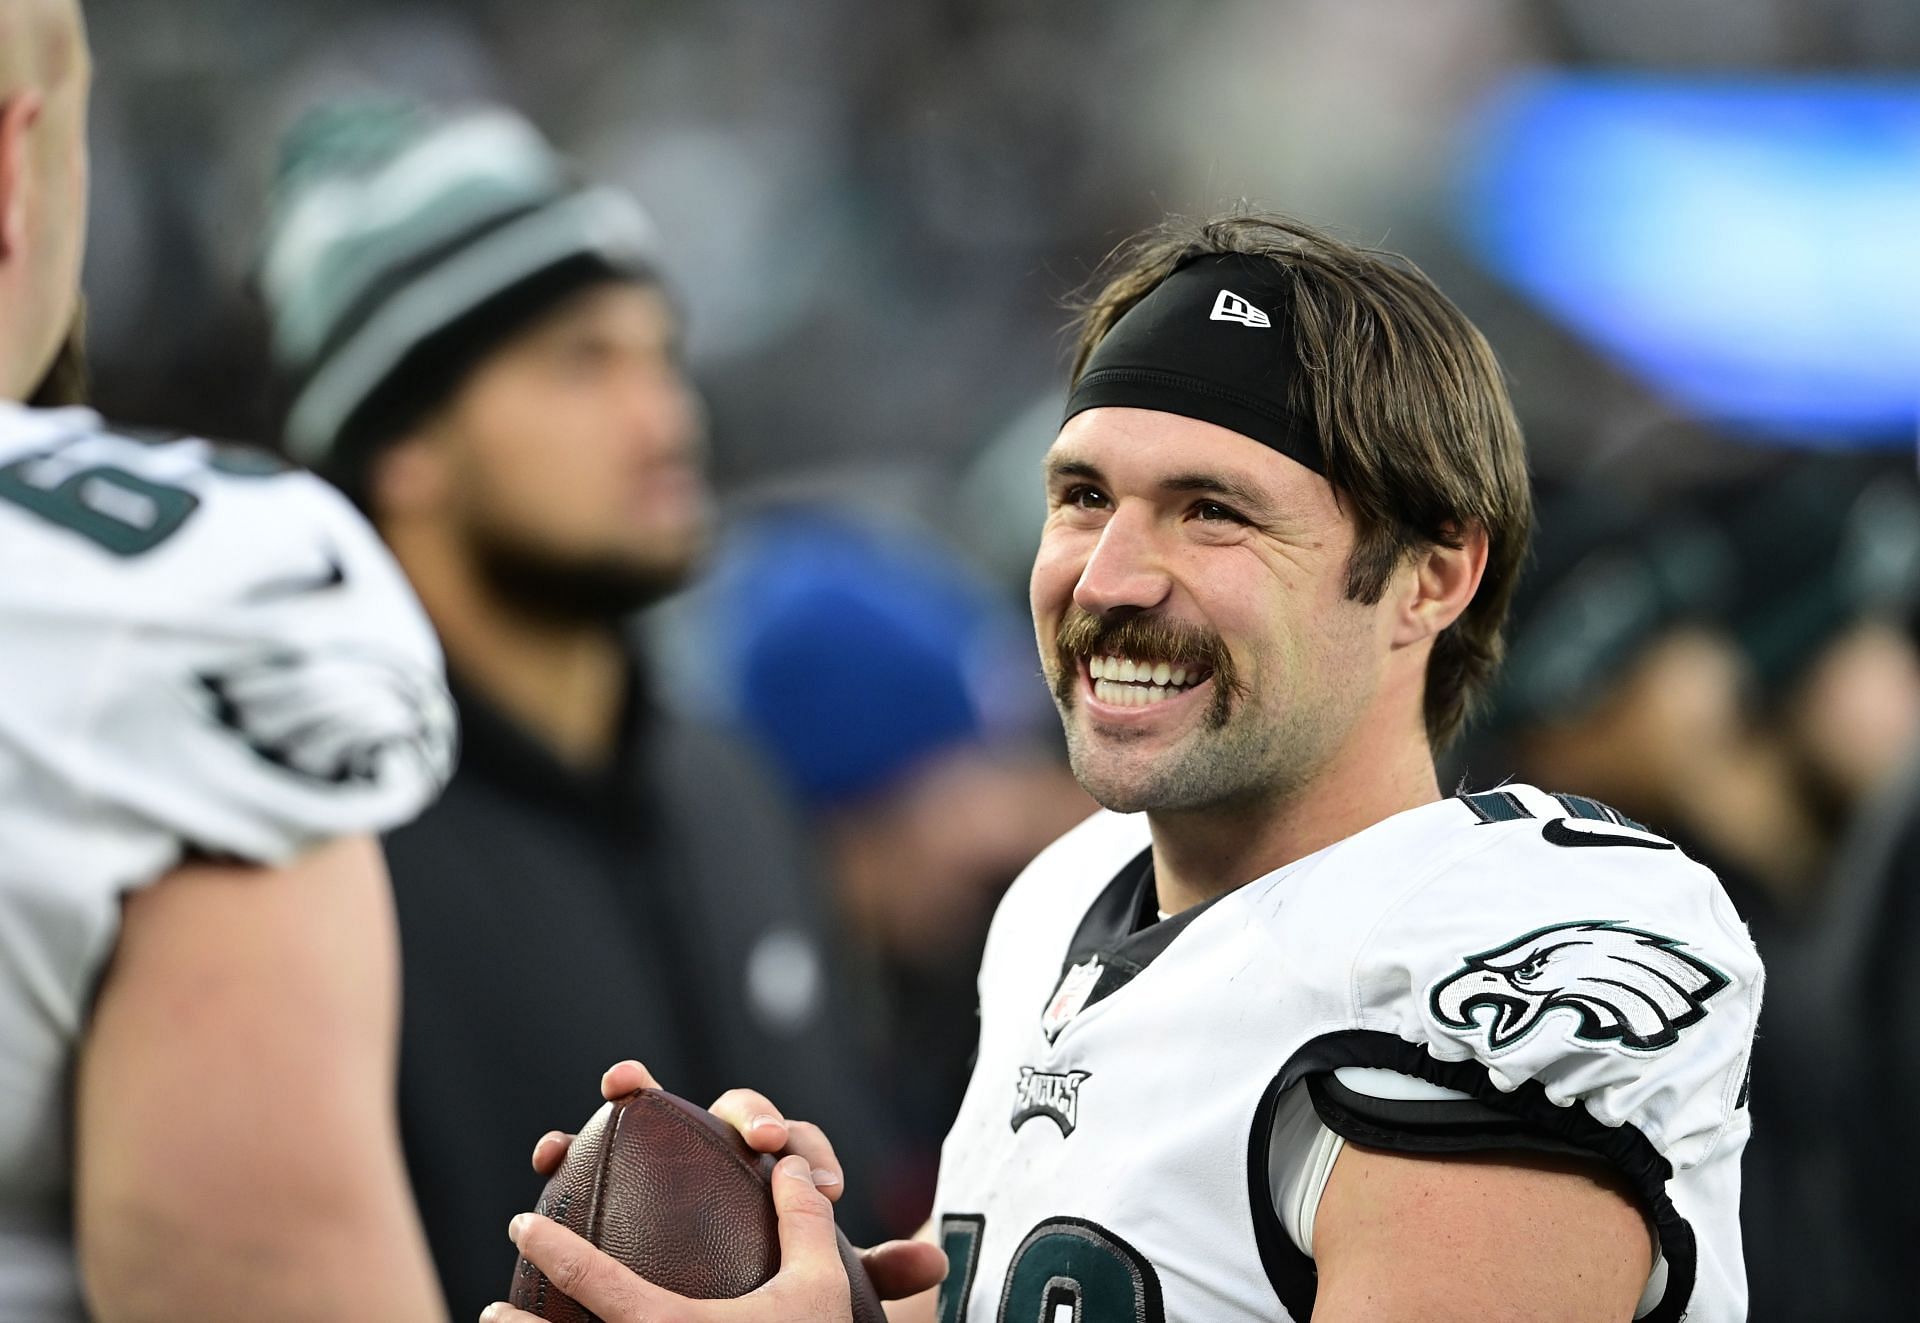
{"left": 1147, "top": 721, "right": 1442, "bottom": 915}
{"left": 0, "top": 322, "right": 36, "bottom": 403}
{"left": 395, "top": 536, "right": 628, "bottom": 770}
{"left": 447, "top": 609, "right": 627, "bottom": 771}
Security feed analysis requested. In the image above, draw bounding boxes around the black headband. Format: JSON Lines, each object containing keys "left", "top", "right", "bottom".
{"left": 1063, "top": 252, "right": 1323, "bottom": 475}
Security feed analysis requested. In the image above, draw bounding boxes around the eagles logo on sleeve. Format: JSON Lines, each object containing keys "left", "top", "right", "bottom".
{"left": 1429, "top": 920, "right": 1731, "bottom": 1053}
{"left": 199, "top": 650, "right": 456, "bottom": 791}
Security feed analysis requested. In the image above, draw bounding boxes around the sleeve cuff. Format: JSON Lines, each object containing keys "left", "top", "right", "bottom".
{"left": 1306, "top": 1069, "right": 1598, "bottom": 1161}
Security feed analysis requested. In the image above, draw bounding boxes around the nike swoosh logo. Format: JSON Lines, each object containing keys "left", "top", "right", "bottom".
{"left": 1541, "top": 817, "right": 1675, "bottom": 851}
{"left": 245, "top": 552, "right": 347, "bottom": 602}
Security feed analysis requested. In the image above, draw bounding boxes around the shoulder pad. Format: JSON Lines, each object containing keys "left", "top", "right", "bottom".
{"left": 0, "top": 413, "right": 455, "bottom": 862}
{"left": 1337, "top": 785, "right": 1761, "bottom": 1167}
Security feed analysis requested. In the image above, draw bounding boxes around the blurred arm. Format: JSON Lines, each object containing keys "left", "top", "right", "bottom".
{"left": 74, "top": 835, "right": 448, "bottom": 1322}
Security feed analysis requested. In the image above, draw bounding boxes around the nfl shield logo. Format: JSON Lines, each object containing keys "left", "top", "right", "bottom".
{"left": 1041, "top": 957, "right": 1104, "bottom": 1040}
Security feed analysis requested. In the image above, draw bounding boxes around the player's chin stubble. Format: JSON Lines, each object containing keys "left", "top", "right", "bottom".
{"left": 1050, "top": 596, "right": 1387, "bottom": 817}
{"left": 471, "top": 530, "right": 699, "bottom": 624}
{"left": 1047, "top": 607, "right": 1307, "bottom": 815}
{"left": 1050, "top": 605, "right": 1243, "bottom": 730}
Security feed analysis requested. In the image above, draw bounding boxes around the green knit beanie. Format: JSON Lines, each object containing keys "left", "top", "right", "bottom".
{"left": 259, "top": 98, "right": 661, "bottom": 469}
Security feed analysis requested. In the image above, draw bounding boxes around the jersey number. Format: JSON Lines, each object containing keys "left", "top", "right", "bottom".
{"left": 938, "top": 1214, "right": 1165, "bottom": 1323}
{"left": 0, "top": 455, "right": 198, "bottom": 555}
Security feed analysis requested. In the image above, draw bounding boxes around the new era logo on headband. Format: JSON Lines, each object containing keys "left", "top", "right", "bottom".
{"left": 1209, "top": 288, "right": 1270, "bottom": 329}
{"left": 1062, "top": 252, "right": 1325, "bottom": 476}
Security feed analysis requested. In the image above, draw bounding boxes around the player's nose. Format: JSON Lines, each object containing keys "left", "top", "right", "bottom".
{"left": 1073, "top": 508, "right": 1172, "bottom": 616}
{"left": 622, "top": 370, "right": 703, "bottom": 463}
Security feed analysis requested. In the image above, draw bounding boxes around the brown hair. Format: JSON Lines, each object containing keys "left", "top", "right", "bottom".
{"left": 1069, "top": 212, "right": 1532, "bottom": 748}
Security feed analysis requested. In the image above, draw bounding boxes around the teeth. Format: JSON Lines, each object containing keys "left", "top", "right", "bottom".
{"left": 1085, "top": 655, "right": 1210, "bottom": 708}
{"left": 1092, "top": 677, "right": 1190, "bottom": 707}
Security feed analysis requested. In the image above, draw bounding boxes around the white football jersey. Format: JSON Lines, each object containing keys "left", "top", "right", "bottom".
{"left": 933, "top": 785, "right": 1762, "bottom": 1323}
{"left": 0, "top": 402, "right": 455, "bottom": 1320}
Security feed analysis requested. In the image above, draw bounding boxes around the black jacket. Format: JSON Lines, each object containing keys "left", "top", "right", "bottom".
{"left": 386, "top": 670, "right": 887, "bottom": 1317}
{"left": 1788, "top": 759, "right": 1920, "bottom": 1322}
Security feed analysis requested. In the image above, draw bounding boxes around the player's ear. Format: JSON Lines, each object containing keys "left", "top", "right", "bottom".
{"left": 366, "top": 427, "right": 452, "bottom": 526}
{"left": 0, "top": 91, "right": 46, "bottom": 259}
{"left": 1390, "top": 521, "right": 1488, "bottom": 649}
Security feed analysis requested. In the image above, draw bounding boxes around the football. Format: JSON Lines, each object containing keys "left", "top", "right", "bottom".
{"left": 508, "top": 1088, "right": 887, "bottom": 1322}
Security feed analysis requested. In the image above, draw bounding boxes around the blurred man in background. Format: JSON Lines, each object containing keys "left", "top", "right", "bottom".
{"left": 1481, "top": 461, "right": 1920, "bottom": 1322}
{"left": 1716, "top": 460, "right": 1920, "bottom": 1323}
{"left": 256, "top": 99, "right": 888, "bottom": 1318}
{"left": 2, "top": 3, "right": 456, "bottom": 1318}
{"left": 1479, "top": 489, "right": 1819, "bottom": 931}
{"left": 668, "top": 507, "right": 1094, "bottom": 1229}
{"left": 1477, "top": 488, "right": 1810, "bottom": 1322}
{"left": 1484, "top": 463, "right": 1920, "bottom": 931}
{"left": 1719, "top": 461, "right": 1920, "bottom": 865}
{"left": 1810, "top": 681, "right": 1920, "bottom": 1321}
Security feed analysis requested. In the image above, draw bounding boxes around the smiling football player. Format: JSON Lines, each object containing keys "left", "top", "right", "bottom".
{"left": 494, "top": 213, "right": 1762, "bottom": 1323}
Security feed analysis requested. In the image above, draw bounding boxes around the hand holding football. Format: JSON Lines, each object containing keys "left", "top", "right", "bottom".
{"left": 507, "top": 1087, "right": 886, "bottom": 1322}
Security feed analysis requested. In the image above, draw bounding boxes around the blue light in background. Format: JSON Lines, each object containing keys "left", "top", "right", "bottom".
{"left": 1460, "top": 75, "right": 1920, "bottom": 445}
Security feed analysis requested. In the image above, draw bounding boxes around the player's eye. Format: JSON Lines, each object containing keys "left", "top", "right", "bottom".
{"left": 1061, "top": 484, "right": 1110, "bottom": 511}
{"left": 553, "top": 336, "right": 616, "bottom": 374}
{"left": 1191, "top": 500, "right": 1245, "bottom": 524}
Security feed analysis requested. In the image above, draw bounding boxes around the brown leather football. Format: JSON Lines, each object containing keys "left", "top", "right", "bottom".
{"left": 508, "top": 1088, "right": 886, "bottom": 1322}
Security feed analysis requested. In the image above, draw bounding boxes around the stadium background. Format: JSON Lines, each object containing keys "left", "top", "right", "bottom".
{"left": 83, "top": 0, "right": 1920, "bottom": 484}
{"left": 71, "top": 1, "right": 1920, "bottom": 1318}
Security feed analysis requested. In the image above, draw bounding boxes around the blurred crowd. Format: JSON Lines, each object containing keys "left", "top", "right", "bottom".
{"left": 1458, "top": 464, "right": 1920, "bottom": 1320}
{"left": 57, "top": 0, "right": 1920, "bottom": 1318}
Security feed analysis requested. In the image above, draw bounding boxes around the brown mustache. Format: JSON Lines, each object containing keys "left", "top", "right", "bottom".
{"left": 1052, "top": 607, "right": 1243, "bottom": 723}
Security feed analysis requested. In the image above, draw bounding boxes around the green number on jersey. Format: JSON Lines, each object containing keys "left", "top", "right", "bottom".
{"left": 938, "top": 1215, "right": 1166, "bottom": 1323}
{"left": 0, "top": 455, "right": 198, "bottom": 556}
{"left": 937, "top": 1215, "right": 986, "bottom": 1323}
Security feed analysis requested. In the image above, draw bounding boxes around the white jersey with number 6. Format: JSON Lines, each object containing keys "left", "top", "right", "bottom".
{"left": 0, "top": 401, "right": 455, "bottom": 1319}
{"left": 932, "top": 786, "right": 1762, "bottom": 1323}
